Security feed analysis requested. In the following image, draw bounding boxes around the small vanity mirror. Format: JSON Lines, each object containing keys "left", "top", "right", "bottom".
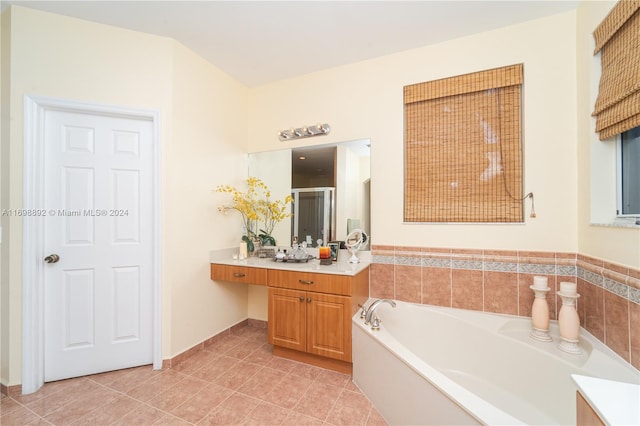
{"left": 345, "top": 228, "right": 369, "bottom": 263}
{"left": 248, "top": 139, "right": 370, "bottom": 248}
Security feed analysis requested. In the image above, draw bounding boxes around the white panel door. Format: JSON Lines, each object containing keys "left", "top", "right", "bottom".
{"left": 43, "top": 110, "right": 154, "bottom": 382}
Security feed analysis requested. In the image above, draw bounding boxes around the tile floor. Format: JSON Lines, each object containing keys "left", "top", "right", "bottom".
{"left": 1, "top": 324, "right": 387, "bottom": 425}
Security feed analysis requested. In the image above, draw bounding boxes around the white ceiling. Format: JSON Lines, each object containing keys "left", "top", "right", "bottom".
{"left": 4, "top": 0, "right": 580, "bottom": 87}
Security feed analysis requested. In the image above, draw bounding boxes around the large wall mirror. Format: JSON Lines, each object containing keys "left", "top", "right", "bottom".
{"left": 248, "top": 139, "right": 370, "bottom": 250}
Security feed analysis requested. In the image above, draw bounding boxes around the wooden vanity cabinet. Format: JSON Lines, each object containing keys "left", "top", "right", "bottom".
{"left": 267, "top": 267, "right": 369, "bottom": 373}
{"left": 268, "top": 287, "right": 351, "bottom": 360}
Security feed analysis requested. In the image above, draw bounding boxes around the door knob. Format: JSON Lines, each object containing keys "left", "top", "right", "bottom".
{"left": 44, "top": 254, "right": 60, "bottom": 264}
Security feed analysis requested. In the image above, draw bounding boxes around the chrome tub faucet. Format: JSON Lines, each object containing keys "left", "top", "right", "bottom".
{"left": 364, "top": 299, "right": 396, "bottom": 329}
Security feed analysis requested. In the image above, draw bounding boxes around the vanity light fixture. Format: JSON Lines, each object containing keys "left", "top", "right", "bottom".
{"left": 279, "top": 123, "right": 331, "bottom": 141}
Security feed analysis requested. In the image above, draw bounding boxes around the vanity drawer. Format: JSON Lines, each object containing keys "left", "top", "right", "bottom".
{"left": 210, "top": 264, "right": 267, "bottom": 286}
{"left": 267, "top": 269, "right": 352, "bottom": 296}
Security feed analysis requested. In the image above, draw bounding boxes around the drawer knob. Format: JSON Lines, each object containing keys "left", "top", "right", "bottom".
{"left": 298, "top": 279, "right": 314, "bottom": 285}
{"left": 233, "top": 273, "right": 246, "bottom": 278}
{"left": 307, "top": 297, "right": 312, "bottom": 303}
{"left": 299, "top": 296, "right": 304, "bottom": 302}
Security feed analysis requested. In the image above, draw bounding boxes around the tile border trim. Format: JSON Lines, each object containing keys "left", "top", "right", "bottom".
{"left": 371, "top": 246, "right": 638, "bottom": 305}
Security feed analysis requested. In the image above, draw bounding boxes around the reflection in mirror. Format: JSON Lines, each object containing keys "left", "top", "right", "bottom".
{"left": 291, "top": 145, "right": 336, "bottom": 246}
{"left": 248, "top": 139, "right": 370, "bottom": 249}
{"left": 291, "top": 187, "right": 335, "bottom": 247}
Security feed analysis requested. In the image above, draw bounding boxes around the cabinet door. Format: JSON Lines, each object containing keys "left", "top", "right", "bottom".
{"left": 268, "top": 288, "right": 306, "bottom": 352}
{"left": 306, "top": 292, "right": 352, "bottom": 362}
{"left": 576, "top": 392, "right": 605, "bottom": 426}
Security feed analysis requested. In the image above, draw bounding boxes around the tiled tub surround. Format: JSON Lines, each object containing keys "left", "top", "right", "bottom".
{"left": 370, "top": 246, "right": 640, "bottom": 370}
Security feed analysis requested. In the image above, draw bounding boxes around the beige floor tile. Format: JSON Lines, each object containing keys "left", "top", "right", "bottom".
{"left": 325, "top": 389, "right": 373, "bottom": 426}
{"left": 72, "top": 394, "right": 142, "bottom": 425}
{"left": 236, "top": 366, "right": 283, "bottom": 399}
{"left": 243, "top": 400, "right": 289, "bottom": 425}
{"left": 1, "top": 324, "right": 387, "bottom": 426}
{"left": 292, "top": 381, "right": 342, "bottom": 420}
{"left": 125, "top": 369, "right": 190, "bottom": 402}
{"left": 119, "top": 404, "right": 167, "bottom": 425}
{"left": 168, "top": 383, "right": 233, "bottom": 424}
{"left": 281, "top": 410, "right": 323, "bottom": 426}
{"left": 191, "top": 356, "right": 240, "bottom": 382}
{"left": 212, "top": 361, "right": 263, "bottom": 390}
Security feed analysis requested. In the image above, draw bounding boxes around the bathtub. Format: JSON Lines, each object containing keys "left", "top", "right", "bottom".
{"left": 352, "top": 299, "right": 639, "bottom": 425}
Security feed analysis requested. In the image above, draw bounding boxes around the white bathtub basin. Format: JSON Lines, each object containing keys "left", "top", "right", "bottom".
{"left": 352, "top": 300, "right": 639, "bottom": 425}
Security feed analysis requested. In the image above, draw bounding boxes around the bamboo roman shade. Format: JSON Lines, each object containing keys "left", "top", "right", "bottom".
{"left": 592, "top": 0, "right": 640, "bottom": 140}
{"left": 404, "top": 64, "right": 524, "bottom": 222}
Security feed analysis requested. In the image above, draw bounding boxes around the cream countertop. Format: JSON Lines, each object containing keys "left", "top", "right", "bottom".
{"left": 209, "top": 247, "right": 371, "bottom": 276}
{"left": 572, "top": 374, "right": 640, "bottom": 426}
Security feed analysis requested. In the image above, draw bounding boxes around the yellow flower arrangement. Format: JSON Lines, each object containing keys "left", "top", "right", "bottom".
{"left": 216, "top": 177, "right": 293, "bottom": 249}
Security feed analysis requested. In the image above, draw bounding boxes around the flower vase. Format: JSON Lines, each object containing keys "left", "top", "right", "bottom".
{"left": 250, "top": 237, "right": 261, "bottom": 257}
{"left": 241, "top": 234, "right": 255, "bottom": 254}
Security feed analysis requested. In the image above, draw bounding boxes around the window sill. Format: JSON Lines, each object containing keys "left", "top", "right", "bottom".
{"left": 591, "top": 219, "right": 640, "bottom": 229}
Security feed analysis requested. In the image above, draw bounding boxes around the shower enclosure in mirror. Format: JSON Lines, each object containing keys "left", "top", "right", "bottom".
{"left": 291, "top": 188, "right": 335, "bottom": 246}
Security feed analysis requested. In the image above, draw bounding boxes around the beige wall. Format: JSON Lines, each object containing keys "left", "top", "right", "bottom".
{"left": 0, "top": 6, "right": 250, "bottom": 387}
{"left": 248, "top": 11, "right": 579, "bottom": 253}
{"left": 168, "top": 39, "right": 251, "bottom": 355}
{"left": 576, "top": 0, "right": 640, "bottom": 268}
{"left": 0, "top": 5, "right": 9, "bottom": 390}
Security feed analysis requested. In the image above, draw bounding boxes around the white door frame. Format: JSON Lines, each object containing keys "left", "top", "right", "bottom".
{"left": 22, "top": 95, "right": 163, "bottom": 394}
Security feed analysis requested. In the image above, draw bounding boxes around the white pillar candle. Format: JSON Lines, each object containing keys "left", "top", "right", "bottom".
{"left": 239, "top": 242, "right": 248, "bottom": 259}
{"left": 533, "top": 276, "right": 548, "bottom": 290}
{"left": 560, "top": 281, "right": 577, "bottom": 296}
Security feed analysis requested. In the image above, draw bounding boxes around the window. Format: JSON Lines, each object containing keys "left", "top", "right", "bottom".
{"left": 617, "top": 126, "right": 640, "bottom": 216}
{"left": 592, "top": 1, "right": 640, "bottom": 140}
{"left": 591, "top": 0, "right": 639, "bottom": 225}
{"left": 404, "top": 64, "right": 524, "bottom": 223}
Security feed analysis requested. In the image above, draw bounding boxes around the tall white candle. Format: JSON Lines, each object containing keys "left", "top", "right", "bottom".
{"left": 560, "top": 281, "right": 577, "bottom": 296}
{"left": 533, "top": 276, "right": 548, "bottom": 290}
{"left": 239, "top": 242, "right": 248, "bottom": 259}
